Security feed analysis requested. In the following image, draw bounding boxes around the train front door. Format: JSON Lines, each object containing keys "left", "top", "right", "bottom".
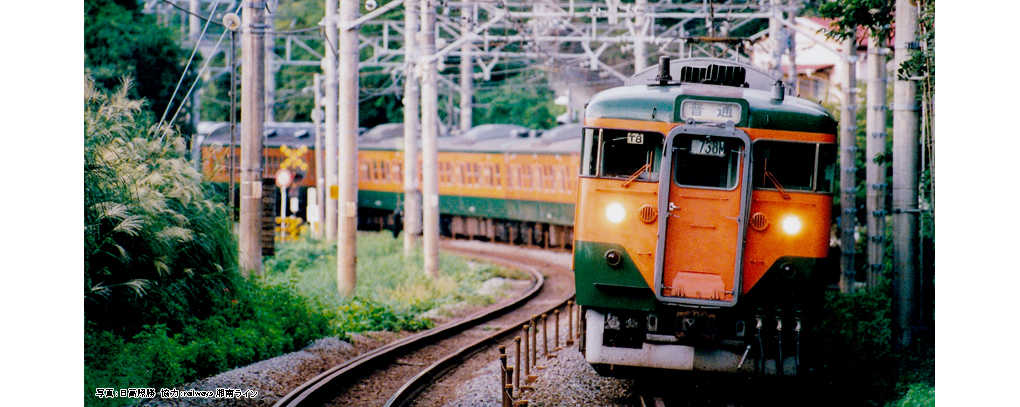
{"left": 654, "top": 126, "right": 751, "bottom": 306}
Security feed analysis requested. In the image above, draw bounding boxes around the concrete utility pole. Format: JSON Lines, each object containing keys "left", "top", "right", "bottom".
{"left": 892, "top": 0, "right": 919, "bottom": 349}
{"left": 265, "top": 0, "right": 278, "bottom": 122}
{"left": 838, "top": 33, "right": 858, "bottom": 293}
{"left": 189, "top": 0, "right": 202, "bottom": 161}
{"left": 324, "top": 0, "right": 339, "bottom": 241}
{"left": 633, "top": 0, "right": 648, "bottom": 73}
{"left": 421, "top": 0, "right": 441, "bottom": 278}
{"left": 404, "top": 0, "right": 422, "bottom": 256}
{"left": 337, "top": 0, "right": 360, "bottom": 296}
{"left": 459, "top": 4, "right": 473, "bottom": 133}
{"left": 239, "top": 0, "right": 266, "bottom": 276}
{"left": 865, "top": 35, "right": 888, "bottom": 289}
{"left": 313, "top": 73, "right": 326, "bottom": 238}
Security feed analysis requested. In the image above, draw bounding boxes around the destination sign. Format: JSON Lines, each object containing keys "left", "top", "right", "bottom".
{"left": 680, "top": 100, "right": 741, "bottom": 124}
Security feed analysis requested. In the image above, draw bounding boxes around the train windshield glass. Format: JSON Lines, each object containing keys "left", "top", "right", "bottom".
{"left": 817, "top": 143, "right": 837, "bottom": 193}
{"left": 750, "top": 141, "right": 837, "bottom": 193}
{"left": 752, "top": 141, "right": 816, "bottom": 191}
{"left": 672, "top": 134, "right": 743, "bottom": 189}
{"left": 595, "top": 129, "right": 663, "bottom": 180}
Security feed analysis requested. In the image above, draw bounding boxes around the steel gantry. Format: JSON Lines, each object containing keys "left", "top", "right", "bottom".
{"left": 145, "top": 0, "right": 801, "bottom": 132}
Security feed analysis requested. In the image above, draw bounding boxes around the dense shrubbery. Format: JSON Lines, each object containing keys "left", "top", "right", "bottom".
{"left": 84, "top": 80, "right": 334, "bottom": 406}
{"left": 84, "top": 277, "right": 332, "bottom": 406}
{"left": 85, "top": 78, "right": 237, "bottom": 336}
{"left": 816, "top": 281, "right": 934, "bottom": 406}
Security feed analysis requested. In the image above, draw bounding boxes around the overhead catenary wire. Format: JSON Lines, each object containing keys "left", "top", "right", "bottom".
{"left": 157, "top": 0, "right": 224, "bottom": 132}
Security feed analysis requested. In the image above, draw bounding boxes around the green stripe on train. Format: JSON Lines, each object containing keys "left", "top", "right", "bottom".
{"left": 573, "top": 241, "right": 657, "bottom": 312}
{"left": 358, "top": 189, "right": 575, "bottom": 225}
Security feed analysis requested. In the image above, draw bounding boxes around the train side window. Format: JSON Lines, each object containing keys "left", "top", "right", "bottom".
{"left": 580, "top": 128, "right": 598, "bottom": 176}
{"left": 598, "top": 129, "right": 663, "bottom": 180}
{"left": 672, "top": 134, "right": 743, "bottom": 189}
{"left": 817, "top": 143, "right": 837, "bottom": 193}
{"left": 752, "top": 141, "right": 816, "bottom": 192}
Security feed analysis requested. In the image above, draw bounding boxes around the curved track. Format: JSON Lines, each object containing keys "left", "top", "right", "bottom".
{"left": 274, "top": 241, "right": 574, "bottom": 407}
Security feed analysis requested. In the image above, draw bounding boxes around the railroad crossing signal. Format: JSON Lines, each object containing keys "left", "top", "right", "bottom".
{"left": 280, "top": 145, "right": 309, "bottom": 172}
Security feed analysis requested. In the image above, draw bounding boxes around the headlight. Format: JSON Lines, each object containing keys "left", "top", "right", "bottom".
{"left": 780, "top": 215, "right": 803, "bottom": 235}
{"left": 605, "top": 202, "right": 625, "bottom": 224}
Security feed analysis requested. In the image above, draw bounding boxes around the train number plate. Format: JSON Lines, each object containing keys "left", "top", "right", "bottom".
{"left": 691, "top": 139, "right": 726, "bottom": 157}
{"left": 626, "top": 132, "right": 644, "bottom": 144}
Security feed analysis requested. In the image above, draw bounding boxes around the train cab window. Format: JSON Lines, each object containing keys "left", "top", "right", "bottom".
{"left": 817, "top": 143, "right": 837, "bottom": 193}
{"left": 673, "top": 134, "right": 743, "bottom": 189}
{"left": 580, "top": 128, "right": 597, "bottom": 176}
{"left": 752, "top": 141, "right": 815, "bottom": 191}
{"left": 596, "top": 129, "right": 663, "bottom": 180}
{"left": 751, "top": 141, "right": 836, "bottom": 193}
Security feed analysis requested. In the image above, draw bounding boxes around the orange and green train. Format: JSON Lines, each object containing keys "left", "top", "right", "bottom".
{"left": 574, "top": 58, "right": 837, "bottom": 377}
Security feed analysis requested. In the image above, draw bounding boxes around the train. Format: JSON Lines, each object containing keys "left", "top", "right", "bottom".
{"left": 198, "top": 118, "right": 583, "bottom": 248}
{"left": 574, "top": 58, "right": 837, "bottom": 377}
{"left": 199, "top": 56, "right": 837, "bottom": 378}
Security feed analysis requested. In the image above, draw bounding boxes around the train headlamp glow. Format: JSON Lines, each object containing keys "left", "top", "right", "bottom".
{"left": 605, "top": 202, "right": 626, "bottom": 224}
{"left": 780, "top": 215, "right": 803, "bottom": 235}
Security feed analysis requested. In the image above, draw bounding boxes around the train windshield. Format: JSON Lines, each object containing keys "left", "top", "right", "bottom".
{"left": 752, "top": 141, "right": 837, "bottom": 193}
{"left": 583, "top": 128, "right": 663, "bottom": 181}
{"left": 672, "top": 134, "right": 743, "bottom": 189}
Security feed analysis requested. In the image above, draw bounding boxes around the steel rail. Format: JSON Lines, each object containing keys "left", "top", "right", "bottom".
{"left": 384, "top": 272, "right": 574, "bottom": 407}
{"left": 273, "top": 248, "right": 547, "bottom": 407}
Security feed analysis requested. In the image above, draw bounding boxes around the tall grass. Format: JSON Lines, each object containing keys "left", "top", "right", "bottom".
{"left": 264, "top": 232, "right": 516, "bottom": 331}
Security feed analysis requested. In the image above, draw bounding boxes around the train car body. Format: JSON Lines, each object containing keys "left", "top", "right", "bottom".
{"left": 199, "top": 121, "right": 583, "bottom": 246}
{"left": 574, "top": 58, "right": 837, "bottom": 376}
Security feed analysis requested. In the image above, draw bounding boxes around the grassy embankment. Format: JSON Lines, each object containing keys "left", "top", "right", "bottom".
{"left": 85, "top": 232, "right": 522, "bottom": 406}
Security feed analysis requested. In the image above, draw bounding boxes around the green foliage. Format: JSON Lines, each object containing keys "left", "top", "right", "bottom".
{"left": 888, "top": 382, "right": 934, "bottom": 407}
{"left": 818, "top": 0, "right": 894, "bottom": 41}
{"left": 473, "top": 74, "right": 566, "bottom": 130}
{"left": 84, "top": 278, "right": 333, "bottom": 407}
{"left": 85, "top": 78, "right": 237, "bottom": 336}
{"left": 264, "top": 232, "right": 519, "bottom": 326}
{"left": 85, "top": 0, "right": 195, "bottom": 128}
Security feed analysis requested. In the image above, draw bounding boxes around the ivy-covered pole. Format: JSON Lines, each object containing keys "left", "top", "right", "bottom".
{"left": 865, "top": 34, "right": 888, "bottom": 289}
{"left": 838, "top": 32, "right": 858, "bottom": 293}
{"left": 892, "top": 0, "right": 920, "bottom": 349}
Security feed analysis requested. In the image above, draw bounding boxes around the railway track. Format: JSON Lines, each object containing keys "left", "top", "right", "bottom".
{"left": 274, "top": 241, "right": 575, "bottom": 407}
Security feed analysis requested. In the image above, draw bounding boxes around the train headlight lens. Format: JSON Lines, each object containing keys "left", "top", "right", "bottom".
{"left": 780, "top": 215, "right": 803, "bottom": 235}
{"left": 605, "top": 202, "right": 626, "bottom": 223}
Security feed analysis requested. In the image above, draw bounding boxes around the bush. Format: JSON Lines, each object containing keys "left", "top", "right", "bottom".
{"left": 85, "top": 278, "right": 332, "bottom": 407}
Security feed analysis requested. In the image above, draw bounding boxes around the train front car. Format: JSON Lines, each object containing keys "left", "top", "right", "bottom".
{"left": 574, "top": 58, "right": 837, "bottom": 377}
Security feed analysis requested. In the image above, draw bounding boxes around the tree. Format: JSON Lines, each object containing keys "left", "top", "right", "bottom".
{"left": 85, "top": 0, "right": 196, "bottom": 131}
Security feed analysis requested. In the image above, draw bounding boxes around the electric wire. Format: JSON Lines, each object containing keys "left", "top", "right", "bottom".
{"left": 166, "top": 29, "right": 230, "bottom": 134}
{"left": 157, "top": 0, "right": 224, "bottom": 132}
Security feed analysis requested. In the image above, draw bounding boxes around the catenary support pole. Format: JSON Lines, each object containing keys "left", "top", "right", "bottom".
{"left": 265, "top": 0, "right": 277, "bottom": 122}
{"left": 403, "top": 0, "right": 422, "bottom": 256}
{"left": 892, "top": 0, "right": 919, "bottom": 349}
{"left": 865, "top": 34, "right": 888, "bottom": 289}
{"left": 459, "top": 3, "right": 473, "bottom": 133}
{"left": 337, "top": 0, "right": 360, "bottom": 296}
{"left": 633, "top": 0, "right": 647, "bottom": 73}
{"left": 421, "top": 0, "right": 440, "bottom": 278}
{"left": 239, "top": 0, "right": 266, "bottom": 276}
{"left": 313, "top": 73, "right": 325, "bottom": 238}
{"left": 324, "top": 0, "right": 339, "bottom": 240}
{"left": 838, "top": 33, "right": 858, "bottom": 293}
{"left": 189, "top": 0, "right": 202, "bottom": 163}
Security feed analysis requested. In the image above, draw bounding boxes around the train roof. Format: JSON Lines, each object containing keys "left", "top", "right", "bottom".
{"left": 588, "top": 58, "right": 837, "bottom": 134}
{"left": 200, "top": 122, "right": 317, "bottom": 147}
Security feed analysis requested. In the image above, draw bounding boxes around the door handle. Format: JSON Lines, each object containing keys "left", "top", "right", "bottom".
{"left": 668, "top": 202, "right": 678, "bottom": 212}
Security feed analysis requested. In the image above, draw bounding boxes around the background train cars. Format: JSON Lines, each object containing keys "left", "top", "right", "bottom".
{"left": 198, "top": 121, "right": 583, "bottom": 247}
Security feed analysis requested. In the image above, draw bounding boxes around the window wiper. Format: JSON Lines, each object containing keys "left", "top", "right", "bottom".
{"left": 621, "top": 162, "right": 651, "bottom": 188}
{"left": 764, "top": 169, "right": 791, "bottom": 200}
